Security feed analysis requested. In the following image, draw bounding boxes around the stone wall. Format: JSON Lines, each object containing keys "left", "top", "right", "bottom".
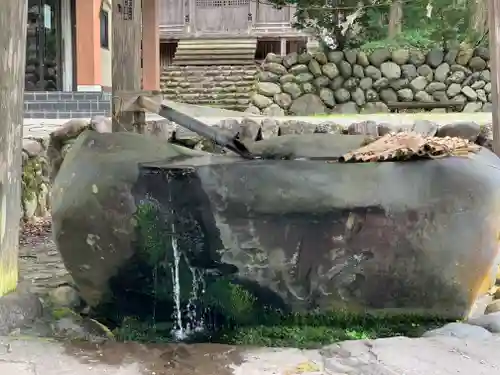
{"left": 247, "top": 47, "right": 493, "bottom": 115}
{"left": 161, "top": 65, "right": 258, "bottom": 111}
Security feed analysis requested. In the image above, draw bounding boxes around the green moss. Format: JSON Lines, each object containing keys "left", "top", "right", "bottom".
{"left": 51, "top": 307, "right": 78, "bottom": 320}
{"left": 21, "top": 157, "right": 45, "bottom": 203}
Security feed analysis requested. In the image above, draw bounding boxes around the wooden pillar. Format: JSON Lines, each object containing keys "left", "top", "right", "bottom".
{"left": 0, "top": 1, "right": 27, "bottom": 296}
{"left": 112, "top": 0, "right": 143, "bottom": 132}
{"left": 489, "top": 0, "right": 500, "bottom": 156}
{"left": 280, "top": 38, "right": 287, "bottom": 56}
{"left": 142, "top": 0, "right": 160, "bottom": 90}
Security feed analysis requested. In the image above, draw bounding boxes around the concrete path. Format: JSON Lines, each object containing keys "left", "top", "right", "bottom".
{"left": 1, "top": 335, "right": 499, "bottom": 374}
{"left": 23, "top": 112, "right": 493, "bottom": 139}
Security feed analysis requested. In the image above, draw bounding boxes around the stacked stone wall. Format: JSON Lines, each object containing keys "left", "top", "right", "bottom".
{"left": 247, "top": 47, "right": 493, "bottom": 115}
{"left": 161, "top": 65, "right": 258, "bottom": 111}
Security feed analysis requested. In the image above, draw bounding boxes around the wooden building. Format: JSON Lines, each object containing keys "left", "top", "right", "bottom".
{"left": 158, "top": 0, "right": 309, "bottom": 110}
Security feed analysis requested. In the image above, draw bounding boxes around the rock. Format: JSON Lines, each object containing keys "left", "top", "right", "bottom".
{"left": 238, "top": 118, "right": 262, "bottom": 142}
{"left": 282, "top": 82, "right": 302, "bottom": 99}
{"left": 369, "top": 48, "right": 391, "bottom": 67}
{"left": 474, "top": 46, "right": 490, "bottom": 61}
{"left": 365, "top": 66, "right": 382, "bottom": 80}
{"left": 257, "top": 82, "right": 281, "bottom": 97}
{"left": 351, "top": 88, "right": 366, "bottom": 106}
{"left": 245, "top": 105, "right": 261, "bottom": 115}
{"left": 338, "top": 61, "right": 352, "bottom": 78}
{"left": 365, "top": 89, "right": 379, "bottom": 102}
{"left": 426, "top": 48, "right": 444, "bottom": 68}
{"left": 297, "top": 52, "right": 312, "bottom": 64}
{"left": 360, "top": 101, "right": 389, "bottom": 113}
{"left": 447, "top": 70, "right": 466, "bottom": 84}
{"left": 446, "top": 83, "right": 462, "bottom": 97}
{"left": 469, "top": 56, "right": 487, "bottom": 72}
{"left": 433, "top": 91, "right": 449, "bottom": 102}
{"left": 461, "top": 86, "right": 478, "bottom": 101}
{"left": 313, "top": 76, "right": 330, "bottom": 89}
{"left": 468, "top": 312, "right": 500, "bottom": 333}
{"left": 485, "top": 82, "right": 492, "bottom": 93}
{"left": 401, "top": 64, "right": 418, "bottom": 79}
{"left": 409, "top": 50, "right": 426, "bottom": 66}
{"left": 481, "top": 70, "right": 491, "bottom": 82}
{"left": 352, "top": 64, "right": 365, "bottom": 78}
{"left": 434, "top": 63, "right": 450, "bottom": 82}
{"left": 436, "top": 122, "right": 481, "bottom": 141}
{"left": 262, "top": 62, "right": 287, "bottom": 75}
{"left": 308, "top": 59, "right": 322, "bottom": 77}
{"left": 423, "top": 322, "right": 492, "bottom": 339}
{"left": 265, "top": 53, "right": 282, "bottom": 64}
{"left": 471, "top": 80, "right": 486, "bottom": 90}
{"left": 379, "top": 88, "right": 397, "bottom": 103}
{"left": 0, "top": 292, "right": 43, "bottom": 335}
{"left": 391, "top": 49, "right": 410, "bottom": 65}
{"left": 343, "top": 77, "right": 359, "bottom": 91}
{"left": 252, "top": 94, "right": 273, "bottom": 109}
{"left": 289, "top": 64, "right": 309, "bottom": 75}
{"left": 380, "top": 62, "right": 401, "bottom": 80}
{"left": 314, "top": 123, "right": 344, "bottom": 134}
{"left": 51, "top": 119, "right": 89, "bottom": 142}
{"left": 463, "top": 102, "right": 483, "bottom": 113}
{"left": 302, "top": 82, "right": 315, "bottom": 94}
{"left": 357, "top": 51, "right": 370, "bottom": 66}
{"left": 414, "top": 91, "right": 433, "bottom": 102}
{"left": 295, "top": 72, "right": 314, "bottom": 84}
{"left": 279, "top": 74, "right": 295, "bottom": 84}
{"left": 334, "top": 88, "right": 350, "bottom": 103}
{"left": 417, "top": 64, "right": 433, "bottom": 81}
{"left": 321, "top": 63, "right": 339, "bottom": 79}
{"left": 485, "top": 300, "right": 500, "bottom": 314}
{"left": 343, "top": 50, "right": 357, "bottom": 65}
{"left": 22, "top": 139, "right": 44, "bottom": 157}
{"left": 425, "top": 82, "right": 447, "bottom": 94}
{"left": 256, "top": 71, "right": 279, "bottom": 83}
{"left": 319, "top": 88, "right": 336, "bottom": 107}
{"left": 313, "top": 51, "right": 328, "bottom": 65}
{"left": 48, "top": 285, "right": 81, "bottom": 308}
{"left": 452, "top": 94, "right": 468, "bottom": 103}
{"left": 456, "top": 46, "right": 474, "bottom": 65}
{"left": 263, "top": 104, "right": 285, "bottom": 116}
{"left": 289, "top": 93, "right": 327, "bottom": 115}
{"left": 397, "top": 88, "right": 414, "bottom": 102}
{"left": 327, "top": 51, "right": 344, "bottom": 64}
{"left": 411, "top": 120, "right": 438, "bottom": 136}
{"left": 282, "top": 52, "right": 298, "bottom": 68}
{"left": 359, "top": 77, "right": 373, "bottom": 90}
{"left": 444, "top": 49, "right": 458, "bottom": 64}
{"left": 328, "top": 77, "right": 343, "bottom": 91}
{"left": 373, "top": 77, "right": 389, "bottom": 90}
{"left": 389, "top": 78, "right": 408, "bottom": 91}
{"left": 347, "top": 120, "right": 380, "bottom": 136}
{"left": 410, "top": 76, "right": 428, "bottom": 92}
{"left": 335, "top": 101, "right": 358, "bottom": 114}
{"left": 274, "top": 93, "right": 292, "bottom": 109}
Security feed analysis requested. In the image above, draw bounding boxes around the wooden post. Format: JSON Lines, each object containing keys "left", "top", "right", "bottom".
{"left": 0, "top": 1, "right": 27, "bottom": 296}
{"left": 489, "top": 0, "right": 500, "bottom": 156}
{"left": 112, "top": 0, "right": 144, "bottom": 132}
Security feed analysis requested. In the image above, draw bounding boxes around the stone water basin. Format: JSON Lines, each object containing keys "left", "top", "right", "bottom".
{"left": 52, "top": 131, "right": 500, "bottom": 329}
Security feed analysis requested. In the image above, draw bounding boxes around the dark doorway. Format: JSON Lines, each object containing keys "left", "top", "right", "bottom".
{"left": 26, "top": 0, "right": 63, "bottom": 91}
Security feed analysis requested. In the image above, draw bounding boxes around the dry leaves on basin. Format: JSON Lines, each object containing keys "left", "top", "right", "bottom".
{"left": 339, "top": 132, "right": 482, "bottom": 163}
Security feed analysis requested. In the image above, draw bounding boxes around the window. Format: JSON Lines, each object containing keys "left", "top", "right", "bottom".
{"left": 100, "top": 9, "right": 109, "bottom": 49}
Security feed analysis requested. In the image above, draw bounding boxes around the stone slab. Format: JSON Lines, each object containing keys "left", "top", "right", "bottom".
{"left": 0, "top": 335, "right": 499, "bottom": 374}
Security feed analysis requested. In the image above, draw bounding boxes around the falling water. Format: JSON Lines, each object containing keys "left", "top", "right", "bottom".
{"left": 170, "top": 221, "right": 186, "bottom": 340}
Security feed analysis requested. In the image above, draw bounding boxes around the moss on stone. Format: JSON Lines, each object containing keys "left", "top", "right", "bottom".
{"left": 21, "top": 157, "right": 44, "bottom": 202}
{"left": 0, "top": 265, "right": 17, "bottom": 297}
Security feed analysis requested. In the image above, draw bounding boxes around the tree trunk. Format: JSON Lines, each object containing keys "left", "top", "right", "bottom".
{"left": 0, "top": 1, "right": 27, "bottom": 296}
{"left": 388, "top": 0, "right": 403, "bottom": 39}
{"left": 469, "top": 0, "right": 489, "bottom": 38}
